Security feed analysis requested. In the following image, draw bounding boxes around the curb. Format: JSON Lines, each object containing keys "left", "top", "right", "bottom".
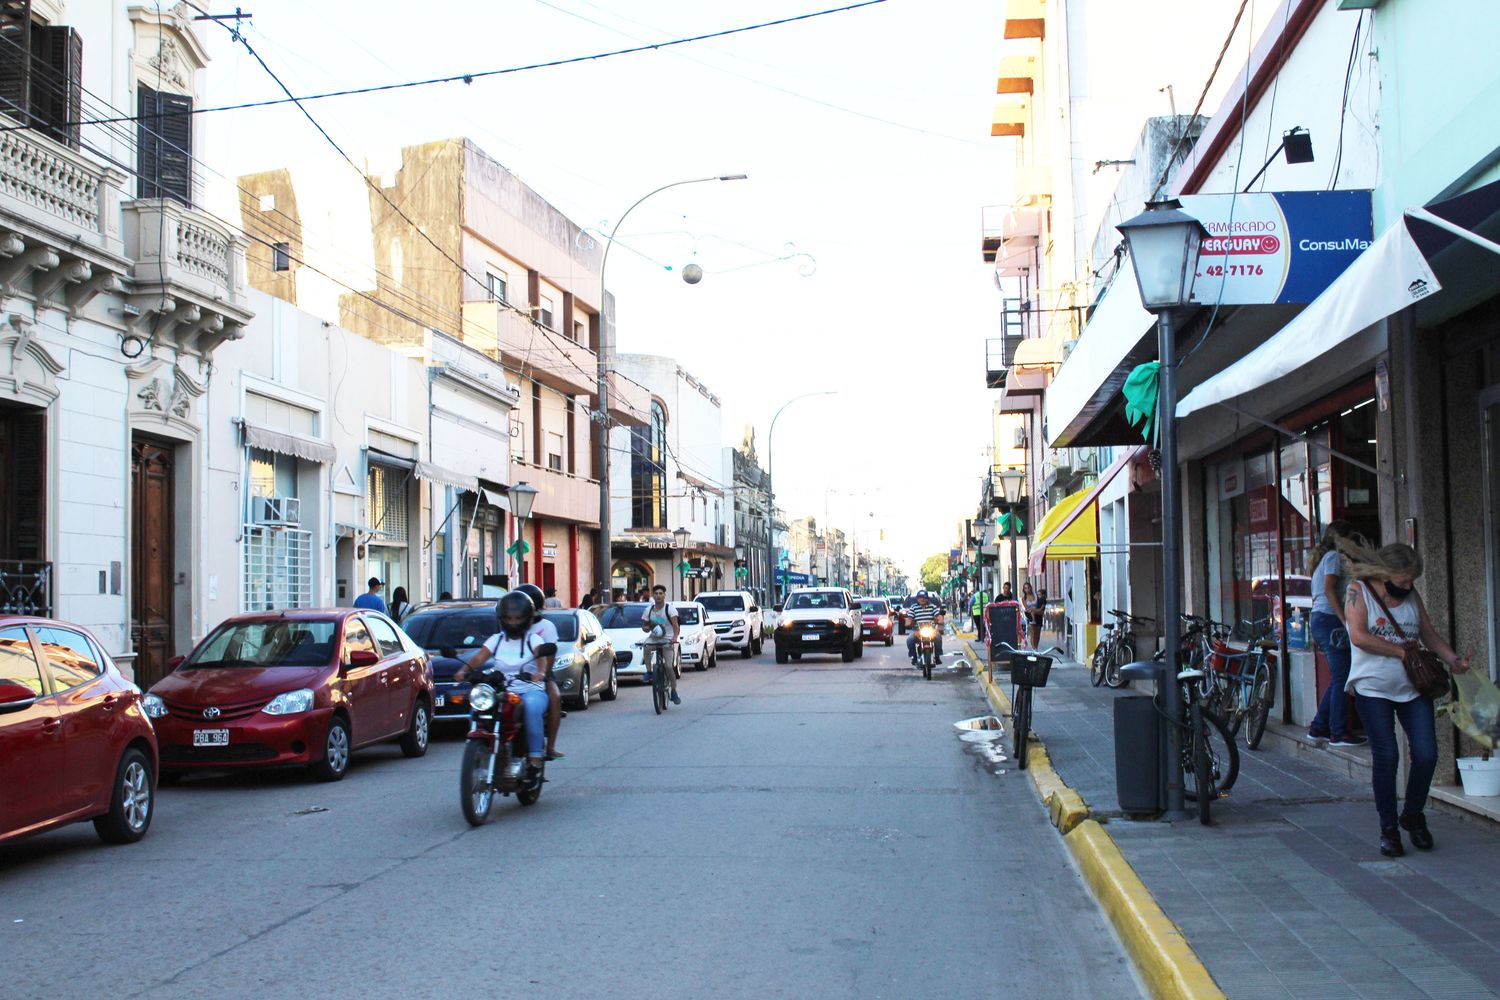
{"left": 960, "top": 640, "right": 1225, "bottom": 1000}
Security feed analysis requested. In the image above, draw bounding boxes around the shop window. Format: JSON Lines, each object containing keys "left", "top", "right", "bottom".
{"left": 367, "top": 463, "right": 409, "bottom": 543}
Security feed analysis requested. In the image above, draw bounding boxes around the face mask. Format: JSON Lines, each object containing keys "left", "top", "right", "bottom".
{"left": 1384, "top": 580, "right": 1413, "bottom": 600}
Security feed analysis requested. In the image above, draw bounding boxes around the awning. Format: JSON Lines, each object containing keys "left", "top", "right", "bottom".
{"left": 1010, "top": 332, "right": 1061, "bottom": 369}
{"left": 1027, "top": 446, "right": 1143, "bottom": 575}
{"left": 413, "top": 460, "right": 479, "bottom": 493}
{"left": 240, "top": 420, "right": 336, "bottom": 465}
{"left": 1043, "top": 269, "right": 1156, "bottom": 447}
{"left": 366, "top": 448, "right": 416, "bottom": 472}
{"left": 1179, "top": 179, "right": 1500, "bottom": 419}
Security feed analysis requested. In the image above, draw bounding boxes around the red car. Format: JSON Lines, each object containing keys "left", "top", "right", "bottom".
{"left": 0, "top": 617, "right": 158, "bottom": 846}
{"left": 144, "top": 609, "right": 434, "bottom": 782}
{"left": 859, "top": 597, "right": 896, "bottom": 646}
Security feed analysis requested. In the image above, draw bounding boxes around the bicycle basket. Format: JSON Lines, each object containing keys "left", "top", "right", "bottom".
{"left": 1009, "top": 652, "right": 1054, "bottom": 687}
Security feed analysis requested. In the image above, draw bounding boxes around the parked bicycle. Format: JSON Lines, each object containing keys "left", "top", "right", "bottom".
{"left": 1185, "top": 616, "right": 1277, "bottom": 751}
{"left": 996, "top": 642, "right": 1064, "bottom": 769}
{"left": 1091, "top": 609, "right": 1154, "bottom": 688}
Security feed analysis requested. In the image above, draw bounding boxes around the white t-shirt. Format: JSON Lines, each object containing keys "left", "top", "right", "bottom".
{"left": 481, "top": 620, "right": 555, "bottom": 691}
{"left": 1346, "top": 581, "right": 1421, "bottom": 701}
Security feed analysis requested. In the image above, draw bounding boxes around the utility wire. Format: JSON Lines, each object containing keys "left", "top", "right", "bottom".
{"left": 1150, "top": 0, "right": 1252, "bottom": 199}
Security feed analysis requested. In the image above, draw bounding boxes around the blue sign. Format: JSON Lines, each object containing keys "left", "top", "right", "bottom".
{"left": 777, "top": 570, "right": 813, "bottom": 585}
{"left": 1180, "top": 190, "right": 1372, "bottom": 305}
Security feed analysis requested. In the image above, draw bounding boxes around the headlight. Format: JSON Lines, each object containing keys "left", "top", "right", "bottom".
{"left": 779, "top": 619, "right": 794, "bottom": 629}
{"left": 878, "top": 616, "right": 890, "bottom": 628}
{"left": 919, "top": 625, "right": 936, "bottom": 639}
{"left": 468, "top": 683, "right": 497, "bottom": 712}
{"left": 731, "top": 618, "right": 745, "bottom": 627}
{"left": 142, "top": 693, "right": 167, "bottom": 719}
{"left": 262, "top": 689, "right": 315, "bottom": 715}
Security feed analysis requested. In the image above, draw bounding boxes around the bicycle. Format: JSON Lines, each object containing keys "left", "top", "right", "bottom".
{"left": 638, "top": 639, "right": 679, "bottom": 715}
{"left": 1187, "top": 616, "right": 1277, "bottom": 751}
{"left": 996, "top": 642, "right": 1064, "bottom": 769}
{"left": 1123, "top": 650, "right": 1240, "bottom": 825}
{"left": 1091, "top": 609, "right": 1154, "bottom": 688}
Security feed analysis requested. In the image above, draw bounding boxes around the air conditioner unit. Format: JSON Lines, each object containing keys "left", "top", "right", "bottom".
{"left": 253, "top": 496, "right": 301, "bottom": 527}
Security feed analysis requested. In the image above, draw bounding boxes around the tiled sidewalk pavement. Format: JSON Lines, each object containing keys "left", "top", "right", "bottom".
{"left": 1022, "top": 661, "right": 1500, "bottom": 1000}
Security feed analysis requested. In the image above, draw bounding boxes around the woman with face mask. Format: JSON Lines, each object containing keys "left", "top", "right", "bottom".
{"left": 1342, "top": 540, "right": 1470, "bottom": 857}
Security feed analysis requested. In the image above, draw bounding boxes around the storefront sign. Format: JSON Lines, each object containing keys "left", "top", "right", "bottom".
{"left": 1218, "top": 459, "right": 1245, "bottom": 501}
{"left": 542, "top": 543, "right": 558, "bottom": 559}
{"left": 1179, "top": 190, "right": 1372, "bottom": 305}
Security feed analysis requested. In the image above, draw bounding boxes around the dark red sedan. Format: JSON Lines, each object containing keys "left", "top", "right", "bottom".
{"left": 859, "top": 598, "right": 896, "bottom": 646}
{"left": 0, "top": 617, "right": 158, "bottom": 846}
{"left": 144, "top": 609, "right": 433, "bottom": 782}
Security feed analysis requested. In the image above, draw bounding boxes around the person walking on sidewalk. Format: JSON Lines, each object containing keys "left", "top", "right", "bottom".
{"left": 1343, "top": 541, "right": 1470, "bottom": 857}
{"left": 970, "top": 588, "right": 988, "bottom": 639}
{"left": 1306, "top": 521, "right": 1364, "bottom": 748}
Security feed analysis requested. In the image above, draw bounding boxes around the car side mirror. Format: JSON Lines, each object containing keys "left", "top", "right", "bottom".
{"left": 582, "top": 633, "right": 595, "bottom": 644}
{"left": 348, "top": 649, "right": 381, "bottom": 668}
{"left": 166, "top": 654, "right": 185, "bottom": 672}
{"left": 773, "top": 604, "right": 783, "bottom": 613}
{"left": 0, "top": 681, "right": 36, "bottom": 713}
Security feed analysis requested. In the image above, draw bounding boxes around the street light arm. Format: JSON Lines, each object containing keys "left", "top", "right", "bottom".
{"left": 600, "top": 175, "right": 749, "bottom": 293}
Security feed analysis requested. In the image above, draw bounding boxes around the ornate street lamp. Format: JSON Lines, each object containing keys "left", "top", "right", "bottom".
{"left": 996, "top": 467, "right": 1026, "bottom": 596}
{"left": 673, "top": 526, "right": 691, "bottom": 601}
{"left": 507, "top": 481, "right": 539, "bottom": 584}
{"left": 1116, "top": 198, "right": 1207, "bottom": 822}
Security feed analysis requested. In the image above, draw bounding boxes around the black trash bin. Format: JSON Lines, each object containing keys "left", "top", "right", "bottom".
{"left": 1114, "top": 695, "right": 1162, "bottom": 814}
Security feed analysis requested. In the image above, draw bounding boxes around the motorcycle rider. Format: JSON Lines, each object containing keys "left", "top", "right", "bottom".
{"left": 906, "top": 589, "right": 946, "bottom": 664}
{"left": 513, "top": 583, "right": 567, "bottom": 760}
{"left": 454, "top": 591, "right": 554, "bottom": 775}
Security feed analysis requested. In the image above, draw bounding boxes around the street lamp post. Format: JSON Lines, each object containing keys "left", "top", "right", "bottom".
{"left": 507, "top": 481, "right": 539, "bottom": 584}
{"left": 593, "top": 174, "right": 748, "bottom": 601}
{"left": 1116, "top": 198, "right": 1207, "bottom": 822}
{"left": 673, "top": 526, "right": 691, "bottom": 601}
{"left": 996, "top": 468, "right": 1026, "bottom": 597}
{"left": 763, "top": 391, "right": 836, "bottom": 604}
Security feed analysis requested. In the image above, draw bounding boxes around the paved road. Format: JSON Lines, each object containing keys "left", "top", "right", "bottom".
{"left": 1, "top": 635, "right": 1139, "bottom": 999}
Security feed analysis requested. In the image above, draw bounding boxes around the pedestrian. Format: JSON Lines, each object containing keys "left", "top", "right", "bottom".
{"left": 579, "top": 589, "right": 598, "bottom": 609}
{"left": 542, "top": 586, "right": 564, "bottom": 609}
{"left": 388, "top": 586, "right": 411, "bottom": 622}
{"left": 969, "top": 587, "right": 988, "bottom": 640}
{"left": 1342, "top": 540, "right": 1470, "bottom": 857}
{"left": 1029, "top": 588, "right": 1047, "bottom": 649}
{"left": 1305, "top": 521, "right": 1364, "bottom": 748}
{"left": 353, "top": 577, "right": 387, "bottom": 614}
{"left": 612, "top": 588, "right": 626, "bottom": 604}
{"left": 1021, "top": 581, "right": 1037, "bottom": 646}
{"left": 1001, "top": 582, "right": 1014, "bottom": 601}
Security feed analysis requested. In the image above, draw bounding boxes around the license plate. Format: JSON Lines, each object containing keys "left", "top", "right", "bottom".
{"left": 434, "top": 695, "right": 445, "bottom": 707}
{"left": 802, "top": 634, "right": 819, "bottom": 641}
{"left": 193, "top": 729, "right": 229, "bottom": 747}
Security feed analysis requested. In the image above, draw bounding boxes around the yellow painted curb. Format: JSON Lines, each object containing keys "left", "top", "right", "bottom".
{"left": 1066, "top": 821, "right": 1226, "bottom": 1000}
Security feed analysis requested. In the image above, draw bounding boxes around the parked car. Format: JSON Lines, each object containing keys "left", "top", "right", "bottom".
{"left": 594, "top": 602, "right": 683, "bottom": 683}
{"left": 544, "top": 607, "right": 617, "bottom": 707}
{"left": 0, "top": 617, "right": 159, "bottom": 846}
{"left": 895, "top": 596, "right": 920, "bottom": 634}
{"left": 674, "top": 601, "right": 716, "bottom": 670}
{"left": 774, "top": 588, "right": 864, "bottom": 663}
{"left": 143, "top": 610, "right": 434, "bottom": 782}
{"left": 694, "top": 589, "right": 764, "bottom": 658}
{"left": 397, "top": 600, "right": 496, "bottom": 722}
{"left": 858, "top": 597, "right": 896, "bottom": 646}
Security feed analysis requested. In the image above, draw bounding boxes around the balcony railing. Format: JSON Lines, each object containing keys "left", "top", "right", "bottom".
{"left": 0, "top": 560, "right": 52, "bottom": 616}
{"left": 123, "top": 198, "right": 247, "bottom": 310}
{"left": 512, "top": 459, "right": 600, "bottom": 525}
{"left": 0, "top": 114, "right": 123, "bottom": 256}
{"left": 462, "top": 302, "right": 598, "bottom": 397}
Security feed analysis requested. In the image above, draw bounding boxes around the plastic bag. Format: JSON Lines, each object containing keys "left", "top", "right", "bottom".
{"left": 1443, "top": 669, "right": 1500, "bottom": 750}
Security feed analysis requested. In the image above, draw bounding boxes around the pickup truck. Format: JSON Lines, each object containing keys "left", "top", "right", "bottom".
{"left": 773, "top": 587, "right": 864, "bottom": 663}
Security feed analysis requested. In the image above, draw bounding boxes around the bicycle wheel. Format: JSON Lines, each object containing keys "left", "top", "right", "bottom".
{"left": 1191, "top": 703, "right": 1213, "bottom": 825}
{"left": 1089, "top": 642, "right": 1107, "bottom": 687}
{"left": 1244, "top": 661, "right": 1273, "bottom": 750}
{"left": 652, "top": 652, "right": 667, "bottom": 715}
{"left": 1013, "top": 685, "right": 1032, "bottom": 768}
{"left": 1104, "top": 637, "right": 1129, "bottom": 688}
{"left": 1182, "top": 708, "right": 1240, "bottom": 800}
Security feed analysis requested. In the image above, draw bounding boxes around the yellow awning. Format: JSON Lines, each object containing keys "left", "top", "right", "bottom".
{"left": 1029, "top": 487, "right": 1098, "bottom": 565}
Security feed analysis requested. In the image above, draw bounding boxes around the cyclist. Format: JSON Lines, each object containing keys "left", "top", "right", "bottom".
{"left": 906, "top": 589, "right": 946, "bottom": 664}
{"left": 640, "top": 584, "right": 682, "bottom": 705}
{"left": 454, "top": 591, "right": 554, "bottom": 777}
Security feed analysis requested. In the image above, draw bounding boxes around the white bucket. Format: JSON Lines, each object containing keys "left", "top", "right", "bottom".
{"left": 1456, "top": 756, "right": 1500, "bottom": 797}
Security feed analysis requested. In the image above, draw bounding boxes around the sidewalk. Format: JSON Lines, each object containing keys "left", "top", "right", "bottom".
{"left": 1010, "top": 653, "right": 1500, "bottom": 999}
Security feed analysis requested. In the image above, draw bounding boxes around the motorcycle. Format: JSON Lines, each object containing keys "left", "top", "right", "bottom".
{"left": 915, "top": 620, "right": 941, "bottom": 680}
{"left": 459, "top": 666, "right": 545, "bottom": 826}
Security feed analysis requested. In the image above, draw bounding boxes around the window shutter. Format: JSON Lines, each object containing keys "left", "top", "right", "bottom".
{"left": 136, "top": 85, "right": 158, "bottom": 198}
{"left": 0, "top": 0, "right": 32, "bottom": 126}
{"left": 34, "top": 25, "right": 81, "bottom": 148}
{"left": 137, "top": 84, "right": 194, "bottom": 205}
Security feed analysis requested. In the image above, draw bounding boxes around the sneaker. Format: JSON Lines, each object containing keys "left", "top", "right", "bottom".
{"left": 1303, "top": 731, "right": 1329, "bottom": 746}
{"left": 669, "top": 692, "right": 681, "bottom": 705}
{"left": 1379, "top": 827, "right": 1405, "bottom": 857}
{"left": 642, "top": 671, "right": 653, "bottom": 683}
{"left": 1329, "top": 735, "right": 1368, "bottom": 748}
{"left": 1399, "top": 812, "right": 1434, "bottom": 850}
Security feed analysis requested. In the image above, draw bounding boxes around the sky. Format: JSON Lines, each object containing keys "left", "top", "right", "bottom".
{"left": 197, "top": 0, "right": 1017, "bottom": 579}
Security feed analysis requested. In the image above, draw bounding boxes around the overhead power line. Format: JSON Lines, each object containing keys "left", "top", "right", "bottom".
{"left": 0, "top": 1, "right": 889, "bottom": 134}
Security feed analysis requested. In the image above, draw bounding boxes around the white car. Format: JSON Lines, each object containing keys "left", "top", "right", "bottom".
{"left": 593, "top": 601, "right": 692, "bottom": 682}
{"left": 695, "top": 589, "right": 765, "bottom": 658}
{"left": 673, "top": 601, "right": 717, "bottom": 671}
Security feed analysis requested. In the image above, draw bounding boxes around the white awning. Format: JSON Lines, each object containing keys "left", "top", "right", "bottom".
{"left": 240, "top": 420, "right": 337, "bottom": 465}
{"left": 1178, "top": 217, "right": 1441, "bottom": 418}
{"left": 1043, "top": 268, "right": 1155, "bottom": 447}
{"left": 413, "top": 460, "right": 479, "bottom": 493}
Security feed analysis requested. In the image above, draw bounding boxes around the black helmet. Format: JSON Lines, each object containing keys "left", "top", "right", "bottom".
{"left": 515, "top": 583, "right": 545, "bottom": 618}
{"left": 497, "top": 592, "right": 534, "bottom": 639}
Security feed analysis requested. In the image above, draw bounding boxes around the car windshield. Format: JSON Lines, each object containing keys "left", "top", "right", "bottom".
{"left": 401, "top": 609, "right": 497, "bottom": 649}
{"left": 675, "top": 607, "right": 701, "bottom": 625}
{"left": 696, "top": 595, "right": 746, "bottom": 612}
{"left": 185, "top": 620, "right": 340, "bottom": 668}
{"left": 786, "top": 591, "right": 847, "bottom": 610}
{"left": 598, "top": 604, "right": 647, "bottom": 629}
{"left": 542, "top": 611, "right": 579, "bottom": 641}
{"left": 860, "top": 600, "right": 887, "bottom": 614}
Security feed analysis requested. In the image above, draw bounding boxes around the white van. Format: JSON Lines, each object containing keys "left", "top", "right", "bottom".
{"left": 694, "top": 589, "right": 765, "bottom": 658}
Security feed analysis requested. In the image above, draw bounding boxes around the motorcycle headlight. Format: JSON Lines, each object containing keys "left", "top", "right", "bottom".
{"left": 263, "top": 689, "right": 315, "bottom": 716}
{"left": 142, "top": 693, "right": 167, "bottom": 719}
{"left": 468, "top": 683, "right": 497, "bottom": 713}
{"left": 919, "top": 625, "right": 936, "bottom": 639}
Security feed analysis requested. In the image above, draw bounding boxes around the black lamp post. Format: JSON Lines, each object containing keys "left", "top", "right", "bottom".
{"left": 1116, "top": 198, "right": 1207, "bottom": 822}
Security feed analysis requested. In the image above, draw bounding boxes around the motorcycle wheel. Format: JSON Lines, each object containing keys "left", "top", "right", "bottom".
{"left": 460, "top": 740, "right": 496, "bottom": 827}
{"left": 922, "top": 652, "right": 932, "bottom": 681}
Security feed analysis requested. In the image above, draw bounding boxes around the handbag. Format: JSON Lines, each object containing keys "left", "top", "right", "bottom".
{"left": 1369, "top": 586, "right": 1450, "bottom": 699}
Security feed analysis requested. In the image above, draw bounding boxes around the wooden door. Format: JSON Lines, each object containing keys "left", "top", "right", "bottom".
{"left": 130, "top": 439, "right": 174, "bottom": 690}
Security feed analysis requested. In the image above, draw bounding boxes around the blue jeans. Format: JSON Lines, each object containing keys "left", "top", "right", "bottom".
{"left": 1309, "top": 612, "right": 1355, "bottom": 739}
{"left": 1353, "top": 692, "right": 1437, "bottom": 831}
{"left": 516, "top": 687, "right": 548, "bottom": 758}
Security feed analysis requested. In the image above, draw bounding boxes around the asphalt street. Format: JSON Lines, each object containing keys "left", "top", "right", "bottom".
{"left": 1, "top": 635, "right": 1140, "bottom": 1000}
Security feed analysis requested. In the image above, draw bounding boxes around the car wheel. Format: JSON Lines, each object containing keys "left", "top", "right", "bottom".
{"left": 775, "top": 646, "right": 789, "bottom": 664}
{"left": 400, "top": 698, "right": 430, "bottom": 757}
{"left": 752, "top": 634, "right": 762, "bottom": 655}
{"left": 842, "top": 638, "right": 856, "bottom": 663}
{"left": 94, "top": 747, "right": 154, "bottom": 844}
{"left": 311, "top": 715, "right": 351, "bottom": 782}
{"left": 856, "top": 639, "right": 865, "bottom": 659}
{"left": 741, "top": 642, "right": 752, "bottom": 659}
{"left": 886, "top": 635, "right": 894, "bottom": 647}
{"left": 573, "top": 669, "right": 591, "bottom": 710}
{"left": 600, "top": 665, "right": 619, "bottom": 701}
